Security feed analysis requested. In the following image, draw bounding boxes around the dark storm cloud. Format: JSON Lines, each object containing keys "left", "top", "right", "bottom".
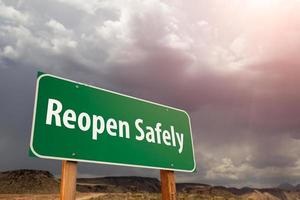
{"left": 0, "top": 0, "right": 300, "bottom": 187}
{"left": 0, "top": 65, "right": 60, "bottom": 172}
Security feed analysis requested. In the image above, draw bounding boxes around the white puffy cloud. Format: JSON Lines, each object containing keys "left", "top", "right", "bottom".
{"left": 46, "top": 19, "right": 71, "bottom": 35}
{"left": 1, "top": 45, "right": 18, "bottom": 59}
{"left": 0, "top": 0, "right": 29, "bottom": 24}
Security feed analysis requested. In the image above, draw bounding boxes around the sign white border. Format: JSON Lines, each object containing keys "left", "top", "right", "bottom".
{"left": 30, "top": 73, "right": 196, "bottom": 172}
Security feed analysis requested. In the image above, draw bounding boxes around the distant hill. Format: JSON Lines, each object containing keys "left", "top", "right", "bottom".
{"left": 277, "top": 183, "right": 300, "bottom": 192}
{"left": 0, "top": 169, "right": 59, "bottom": 194}
{"left": 227, "top": 186, "right": 254, "bottom": 195}
{"left": 277, "top": 182, "right": 295, "bottom": 191}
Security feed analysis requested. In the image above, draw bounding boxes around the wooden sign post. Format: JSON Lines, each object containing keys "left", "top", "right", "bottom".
{"left": 160, "top": 170, "right": 176, "bottom": 200}
{"left": 60, "top": 160, "right": 77, "bottom": 200}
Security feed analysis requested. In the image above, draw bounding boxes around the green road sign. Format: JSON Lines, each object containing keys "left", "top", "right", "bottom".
{"left": 30, "top": 73, "right": 196, "bottom": 172}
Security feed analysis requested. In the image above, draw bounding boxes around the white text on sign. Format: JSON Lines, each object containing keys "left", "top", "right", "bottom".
{"left": 45, "top": 98, "right": 184, "bottom": 153}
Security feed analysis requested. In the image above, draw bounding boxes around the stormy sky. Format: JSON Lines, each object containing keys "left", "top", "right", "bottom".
{"left": 1, "top": 0, "right": 300, "bottom": 188}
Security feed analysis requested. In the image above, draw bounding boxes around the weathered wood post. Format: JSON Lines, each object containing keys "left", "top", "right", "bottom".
{"left": 160, "top": 170, "right": 176, "bottom": 200}
{"left": 60, "top": 160, "right": 77, "bottom": 200}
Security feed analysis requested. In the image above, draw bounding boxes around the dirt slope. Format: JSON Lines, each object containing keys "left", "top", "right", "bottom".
{"left": 0, "top": 169, "right": 59, "bottom": 194}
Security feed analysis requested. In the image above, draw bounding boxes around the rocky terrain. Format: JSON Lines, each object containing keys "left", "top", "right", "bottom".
{"left": 77, "top": 176, "right": 160, "bottom": 193}
{"left": 0, "top": 169, "right": 299, "bottom": 200}
{"left": 0, "top": 169, "right": 59, "bottom": 194}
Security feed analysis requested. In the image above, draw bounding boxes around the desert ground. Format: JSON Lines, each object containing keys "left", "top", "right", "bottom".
{"left": 0, "top": 170, "right": 299, "bottom": 200}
